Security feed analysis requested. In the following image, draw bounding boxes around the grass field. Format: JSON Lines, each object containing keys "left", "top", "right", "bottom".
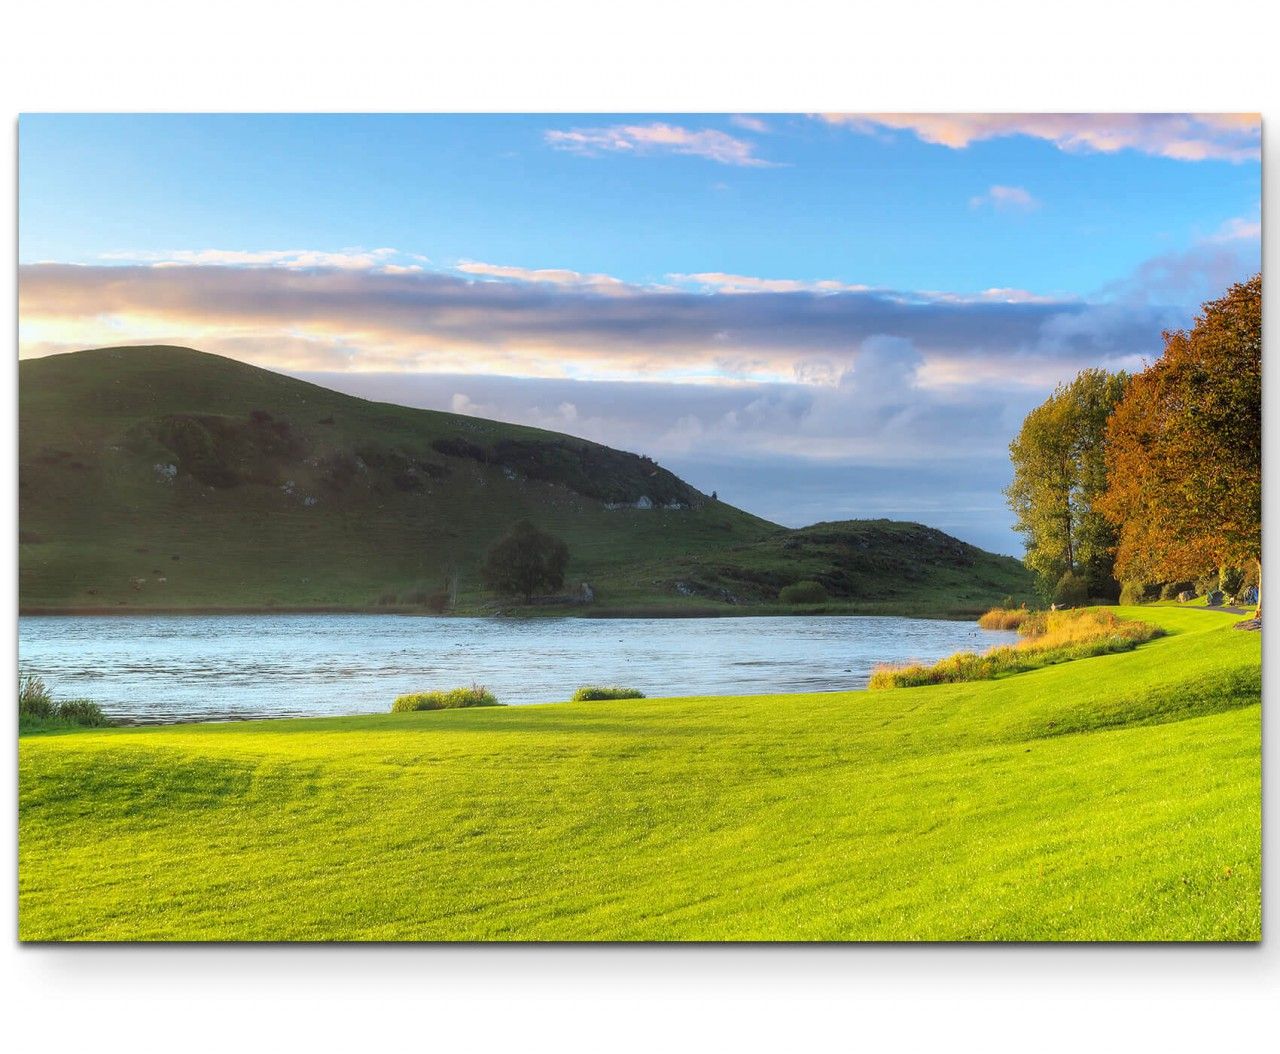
{"left": 19, "top": 345, "right": 1033, "bottom": 616}
{"left": 18, "top": 606, "right": 1259, "bottom": 941}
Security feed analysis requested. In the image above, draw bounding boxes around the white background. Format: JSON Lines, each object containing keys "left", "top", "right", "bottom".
{"left": 2, "top": 2, "right": 1276, "bottom": 1050}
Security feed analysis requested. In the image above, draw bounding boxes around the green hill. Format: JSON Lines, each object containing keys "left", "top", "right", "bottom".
{"left": 18, "top": 606, "right": 1260, "bottom": 940}
{"left": 19, "top": 345, "right": 1033, "bottom": 614}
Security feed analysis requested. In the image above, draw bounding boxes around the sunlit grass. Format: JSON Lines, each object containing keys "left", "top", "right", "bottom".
{"left": 870, "top": 607, "right": 1162, "bottom": 688}
{"left": 977, "top": 606, "right": 1032, "bottom": 631}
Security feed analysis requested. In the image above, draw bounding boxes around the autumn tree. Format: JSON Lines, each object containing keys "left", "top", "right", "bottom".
{"left": 1006, "top": 368, "right": 1129, "bottom": 600}
{"left": 1098, "top": 275, "right": 1261, "bottom": 609}
{"left": 481, "top": 520, "right": 570, "bottom": 602}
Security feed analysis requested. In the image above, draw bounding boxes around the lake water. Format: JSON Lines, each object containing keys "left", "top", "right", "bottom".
{"left": 18, "top": 614, "right": 1017, "bottom": 724}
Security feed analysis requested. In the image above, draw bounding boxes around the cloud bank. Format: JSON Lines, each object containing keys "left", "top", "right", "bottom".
{"left": 545, "top": 122, "right": 774, "bottom": 166}
{"left": 822, "top": 113, "right": 1261, "bottom": 162}
{"left": 19, "top": 260, "right": 1172, "bottom": 385}
{"left": 18, "top": 227, "right": 1257, "bottom": 554}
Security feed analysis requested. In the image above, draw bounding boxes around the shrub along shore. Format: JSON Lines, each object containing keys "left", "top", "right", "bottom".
{"left": 871, "top": 607, "right": 1163, "bottom": 689}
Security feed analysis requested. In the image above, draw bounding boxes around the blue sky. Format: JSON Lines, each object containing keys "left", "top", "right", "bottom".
{"left": 19, "top": 114, "right": 1260, "bottom": 293}
{"left": 17, "top": 113, "right": 1261, "bottom": 553}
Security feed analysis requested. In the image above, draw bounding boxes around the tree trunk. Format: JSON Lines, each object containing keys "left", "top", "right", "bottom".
{"left": 1061, "top": 455, "right": 1074, "bottom": 573}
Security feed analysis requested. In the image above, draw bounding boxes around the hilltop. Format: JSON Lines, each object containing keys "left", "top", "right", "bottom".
{"left": 19, "top": 346, "right": 1033, "bottom": 614}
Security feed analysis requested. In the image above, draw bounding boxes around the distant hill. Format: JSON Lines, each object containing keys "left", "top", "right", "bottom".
{"left": 19, "top": 346, "right": 1033, "bottom": 615}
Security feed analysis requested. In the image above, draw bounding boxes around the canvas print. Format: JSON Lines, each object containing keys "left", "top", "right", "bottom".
{"left": 17, "top": 114, "right": 1261, "bottom": 941}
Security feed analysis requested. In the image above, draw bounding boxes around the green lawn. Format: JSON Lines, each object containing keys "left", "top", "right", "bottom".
{"left": 18, "top": 606, "right": 1260, "bottom": 941}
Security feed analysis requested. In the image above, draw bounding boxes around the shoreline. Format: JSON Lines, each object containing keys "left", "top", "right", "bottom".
{"left": 19, "top": 602, "right": 982, "bottom": 621}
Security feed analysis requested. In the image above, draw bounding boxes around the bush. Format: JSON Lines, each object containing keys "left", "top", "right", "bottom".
{"left": 1052, "top": 571, "right": 1088, "bottom": 607}
{"left": 55, "top": 699, "right": 112, "bottom": 727}
{"left": 571, "top": 686, "right": 646, "bottom": 701}
{"left": 391, "top": 685, "right": 501, "bottom": 712}
{"left": 977, "top": 607, "right": 1031, "bottom": 631}
{"left": 1158, "top": 581, "right": 1194, "bottom": 601}
{"left": 19, "top": 674, "right": 54, "bottom": 718}
{"left": 1084, "top": 568, "right": 1122, "bottom": 604}
{"left": 20, "top": 675, "right": 113, "bottom": 728}
{"left": 398, "top": 586, "right": 452, "bottom": 612}
{"left": 423, "top": 591, "right": 452, "bottom": 614}
{"left": 1219, "top": 566, "right": 1246, "bottom": 596}
{"left": 870, "top": 608, "right": 1163, "bottom": 689}
{"left": 778, "top": 580, "right": 828, "bottom": 604}
{"left": 1194, "top": 572, "right": 1220, "bottom": 596}
{"left": 1119, "top": 580, "right": 1153, "bottom": 606}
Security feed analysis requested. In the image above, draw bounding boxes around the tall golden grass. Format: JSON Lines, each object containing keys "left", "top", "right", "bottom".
{"left": 976, "top": 607, "right": 1031, "bottom": 631}
{"left": 869, "top": 608, "right": 1163, "bottom": 689}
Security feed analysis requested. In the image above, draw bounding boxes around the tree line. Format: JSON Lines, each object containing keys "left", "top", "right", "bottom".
{"left": 1007, "top": 274, "right": 1261, "bottom": 612}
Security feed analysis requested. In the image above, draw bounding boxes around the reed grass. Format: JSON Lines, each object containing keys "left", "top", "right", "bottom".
{"left": 870, "top": 608, "right": 1163, "bottom": 689}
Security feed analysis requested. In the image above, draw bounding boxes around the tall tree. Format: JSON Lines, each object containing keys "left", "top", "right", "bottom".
{"left": 1099, "top": 275, "right": 1261, "bottom": 609}
{"left": 481, "top": 520, "right": 570, "bottom": 603}
{"left": 1006, "top": 368, "right": 1128, "bottom": 599}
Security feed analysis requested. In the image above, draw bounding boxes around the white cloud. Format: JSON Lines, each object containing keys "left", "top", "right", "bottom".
{"left": 969, "top": 184, "right": 1040, "bottom": 212}
{"left": 820, "top": 113, "right": 1261, "bottom": 163}
{"left": 729, "top": 115, "right": 770, "bottom": 133}
{"left": 1206, "top": 216, "right": 1262, "bottom": 243}
{"left": 98, "top": 247, "right": 411, "bottom": 272}
{"left": 919, "top": 287, "right": 1064, "bottom": 305}
{"left": 545, "top": 122, "right": 775, "bottom": 167}
{"left": 456, "top": 260, "right": 629, "bottom": 292}
{"left": 669, "top": 272, "right": 871, "bottom": 295}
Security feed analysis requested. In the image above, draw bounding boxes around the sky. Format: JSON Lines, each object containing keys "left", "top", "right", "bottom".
{"left": 17, "top": 113, "right": 1261, "bottom": 554}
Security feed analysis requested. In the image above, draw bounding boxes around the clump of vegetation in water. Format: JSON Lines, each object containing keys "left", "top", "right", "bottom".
{"left": 391, "top": 685, "right": 502, "bottom": 712}
{"left": 870, "top": 608, "right": 1163, "bottom": 689}
{"left": 571, "top": 686, "right": 646, "bottom": 701}
{"left": 977, "top": 607, "right": 1032, "bottom": 631}
{"left": 19, "top": 674, "right": 112, "bottom": 730}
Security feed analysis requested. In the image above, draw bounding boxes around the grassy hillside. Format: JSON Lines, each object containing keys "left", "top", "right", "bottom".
{"left": 653, "top": 519, "right": 1032, "bottom": 616}
{"left": 19, "top": 346, "right": 1033, "bottom": 615}
{"left": 18, "top": 606, "right": 1260, "bottom": 941}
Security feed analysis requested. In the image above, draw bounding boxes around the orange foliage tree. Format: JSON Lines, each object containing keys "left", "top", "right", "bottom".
{"left": 1098, "top": 275, "right": 1261, "bottom": 606}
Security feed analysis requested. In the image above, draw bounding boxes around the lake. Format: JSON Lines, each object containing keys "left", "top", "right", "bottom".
{"left": 18, "top": 613, "right": 1017, "bottom": 724}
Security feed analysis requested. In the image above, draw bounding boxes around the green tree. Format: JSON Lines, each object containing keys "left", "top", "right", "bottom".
{"left": 1006, "top": 368, "right": 1128, "bottom": 600}
{"left": 481, "top": 520, "right": 570, "bottom": 602}
{"left": 1099, "top": 275, "right": 1261, "bottom": 613}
